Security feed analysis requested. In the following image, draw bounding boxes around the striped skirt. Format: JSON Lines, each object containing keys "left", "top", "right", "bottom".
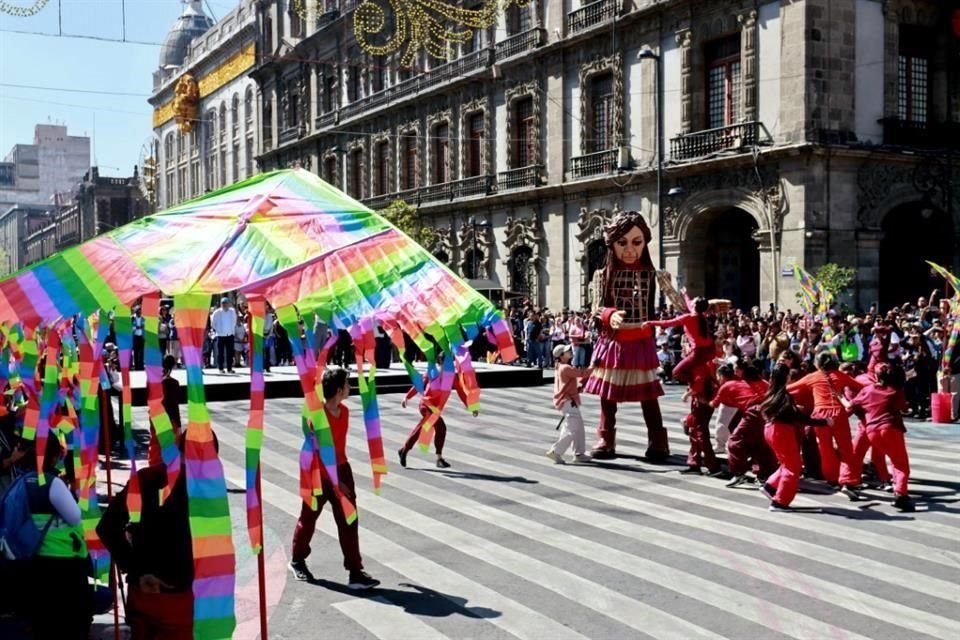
{"left": 583, "top": 332, "right": 664, "bottom": 402}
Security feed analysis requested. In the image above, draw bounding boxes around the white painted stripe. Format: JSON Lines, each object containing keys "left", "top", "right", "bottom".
{"left": 333, "top": 597, "right": 451, "bottom": 640}
{"left": 218, "top": 434, "right": 725, "bottom": 640}
{"left": 219, "top": 459, "right": 592, "bottom": 640}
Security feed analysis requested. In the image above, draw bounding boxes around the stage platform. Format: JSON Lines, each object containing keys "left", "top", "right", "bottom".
{"left": 127, "top": 362, "right": 543, "bottom": 406}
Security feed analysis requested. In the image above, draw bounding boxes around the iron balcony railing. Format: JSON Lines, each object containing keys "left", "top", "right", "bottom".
{"left": 570, "top": 149, "right": 618, "bottom": 179}
{"left": 315, "top": 110, "right": 338, "bottom": 130}
{"left": 669, "top": 121, "right": 771, "bottom": 161}
{"left": 567, "top": 0, "right": 618, "bottom": 36}
{"left": 498, "top": 165, "right": 542, "bottom": 191}
{"left": 495, "top": 28, "right": 545, "bottom": 61}
{"left": 279, "top": 126, "right": 300, "bottom": 145}
{"left": 364, "top": 175, "right": 495, "bottom": 208}
{"left": 879, "top": 118, "right": 960, "bottom": 150}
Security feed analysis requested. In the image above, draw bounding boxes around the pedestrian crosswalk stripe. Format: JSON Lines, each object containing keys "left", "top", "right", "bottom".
{"left": 218, "top": 458, "right": 594, "bottom": 640}
{"left": 333, "top": 597, "right": 452, "bottom": 640}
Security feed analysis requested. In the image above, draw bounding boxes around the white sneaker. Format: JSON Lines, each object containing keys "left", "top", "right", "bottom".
{"left": 545, "top": 450, "right": 565, "bottom": 464}
{"left": 573, "top": 453, "right": 593, "bottom": 463}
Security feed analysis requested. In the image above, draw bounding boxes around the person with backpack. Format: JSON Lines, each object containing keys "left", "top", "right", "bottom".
{"left": 1, "top": 432, "right": 91, "bottom": 639}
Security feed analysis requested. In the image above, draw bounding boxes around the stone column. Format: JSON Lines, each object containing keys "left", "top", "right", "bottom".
{"left": 739, "top": 10, "right": 758, "bottom": 123}
{"left": 753, "top": 231, "right": 777, "bottom": 309}
{"left": 855, "top": 230, "right": 883, "bottom": 310}
{"left": 882, "top": 0, "right": 899, "bottom": 120}
{"left": 676, "top": 29, "right": 693, "bottom": 134}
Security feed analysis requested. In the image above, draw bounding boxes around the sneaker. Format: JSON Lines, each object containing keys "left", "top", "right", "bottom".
{"left": 347, "top": 570, "right": 380, "bottom": 590}
{"left": 893, "top": 495, "right": 916, "bottom": 512}
{"left": 573, "top": 453, "right": 593, "bottom": 464}
{"left": 227, "top": 369, "right": 235, "bottom": 373}
{"left": 679, "top": 466, "right": 702, "bottom": 475}
{"left": 436, "top": 457, "right": 451, "bottom": 469}
{"left": 759, "top": 482, "right": 776, "bottom": 500}
{"left": 219, "top": 369, "right": 226, "bottom": 374}
{"left": 289, "top": 560, "right": 313, "bottom": 582}
{"left": 881, "top": 482, "right": 894, "bottom": 493}
{"left": 769, "top": 501, "right": 792, "bottom": 513}
{"left": 591, "top": 449, "right": 616, "bottom": 460}
{"left": 398, "top": 448, "right": 407, "bottom": 468}
{"left": 840, "top": 485, "right": 861, "bottom": 502}
{"left": 644, "top": 449, "right": 670, "bottom": 463}
{"left": 725, "top": 475, "right": 748, "bottom": 488}
{"left": 545, "top": 450, "right": 565, "bottom": 464}
{"left": 708, "top": 469, "right": 731, "bottom": 480}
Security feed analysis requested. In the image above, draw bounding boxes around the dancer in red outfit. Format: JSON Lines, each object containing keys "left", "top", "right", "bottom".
{"left": 842, "top": 364, "right": 916, "bottom": 512}
{"left": 787, "top": 351, "right": 864, "bottom": 499}
{"left": 582, "top": 211, "right": 668, "bottom": 461}
{"left": 843, "top": 365, "right": 891, "bottom": 489}
{"left": 714, "top": 363, "right": 773, "bottom": 487}
{"left": 760, "top": 363, "right": 831, "bottom": 511}
{"left": 645, "top": 297, "right": 715, "bottom": 386}
{"left": 398, "top": 364, "right": 477, "bottom": 469}
{"left": 681, "top": 374, "right": 720, "bottom": 475}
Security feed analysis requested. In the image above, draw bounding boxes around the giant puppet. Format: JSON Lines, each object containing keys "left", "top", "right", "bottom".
{"left": 583, "top": 210, "right": 670, "bottom": 460}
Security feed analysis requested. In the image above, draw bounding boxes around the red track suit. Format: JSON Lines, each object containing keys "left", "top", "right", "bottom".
{"left": 765, "top": 406, "right": 830, "bottom": 506}
{"left": 711, "top": 378, "right": 769, "bottom": 452}
{"left": 788, "top": 370, "right": 864, "bottom": 485}
{"left": 726, "top": 404, "right": 778, "bottom": 479}
{"left": 846, "top": 384, "right": 911, "bottom": 496}
{"left": 685, "top": 378, "right": 719, "bottom": 472}
{"left": 848, "top": 373, "right": 890, "bottom": 485}
{"left": 401, "top": 373, "right": 470, "bottom": 456}
{"left": 646, "top": 312, "right": 715, "bottom": 385}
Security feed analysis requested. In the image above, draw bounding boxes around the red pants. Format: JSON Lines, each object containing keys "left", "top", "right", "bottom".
{"left": 672, "top": 344, "right": 715, "bottom": 386}
{"left": 595, "top": 398, "right": 668, "bottom": 456}
{"left": 726, "top": 413, "right": 777, "bottom": 478}
{"left": 685, "top": 401, "right": 718, "bottom": 472}
{"left": 853, "top": 424, "right": 890, "bottom": 484}
{"left": 291, "top": 463, "right": 363, "bottom": 571}
{"left": 812, "top": 412, "right": 859, "bottom": 486}
{"left": 127, "top": 587, "right": 193, "bottom": 640}
{"left": 866, "top": 427, "right": 910, "bottom": 496}
{"left": 402, "top": 407, "right": 446, "bottom": 455}
{"left": 765, "top": 422, "right": 803, "bottom": 506}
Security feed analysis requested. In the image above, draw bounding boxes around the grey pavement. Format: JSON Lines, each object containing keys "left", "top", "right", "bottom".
{"left": 115, "top": 383, "right": 960, "bottom": 640}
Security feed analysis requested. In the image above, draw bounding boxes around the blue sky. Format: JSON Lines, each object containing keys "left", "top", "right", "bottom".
{"left": 0, "top": 1, "right": 237, "bottom": 176}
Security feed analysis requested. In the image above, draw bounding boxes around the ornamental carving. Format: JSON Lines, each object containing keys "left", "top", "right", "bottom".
{"left": 460, "top": 96, "right": 492, "bottom": 178}
{"left": 576, "top": 205, "right": 620, "bottom": 310}
{"left": 173, "top": 74, "right": 200, "bottom": 134}
{"left": 856, "top": 159, "right": 956, "bottom": 228}
{"left": 457, "top": 217, "right": 493, "bottom": 279}
{"left": 430, "top": 225, "right": 455, "bottom": 265}
{"left": 426, "top": 109, "right": 454, "bottom": 184}
{"left": 505, "top": 80, "right": 542, "bottom": 168}
{"left": 502, "top": 215, "right": 543, "bottom": 305}
{"left": 578, "top": 53, "right": 624, "bottom": 156}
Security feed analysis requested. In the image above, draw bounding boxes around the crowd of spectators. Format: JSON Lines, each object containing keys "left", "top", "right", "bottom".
{"left": 506, "top": 290, "right": 958, "bottom": 421}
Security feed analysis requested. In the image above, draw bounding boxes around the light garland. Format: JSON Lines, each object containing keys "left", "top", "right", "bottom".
{"left": 0, "top": 0, "right": 50, "bottom": 17}
{"left": 353, "top": 0, "right": 533, "bottom": 65}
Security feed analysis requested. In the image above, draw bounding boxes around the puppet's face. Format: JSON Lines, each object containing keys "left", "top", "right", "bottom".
{"left": 612, "top": 226, "right": 645, "bottom": 264}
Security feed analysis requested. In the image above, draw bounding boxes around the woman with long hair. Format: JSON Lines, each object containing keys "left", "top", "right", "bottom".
{"left": 645, "top": 297, "right": 716, "bottom": 386}
{"left": 760, "top": 363, "right": 831, "bottom": 511}
{"left": 582, "top": 211, "right": 669, "bottom": 461}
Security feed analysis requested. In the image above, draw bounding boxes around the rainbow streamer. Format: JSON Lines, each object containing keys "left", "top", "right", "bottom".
{"left": 927, "top": 262, "right": 960, "bottom": 374}
{"left": 113, "top": 306, "right": 141, "bottom": 522}
{"left": 417, "top": 355, "right": 456, "bottom": 452}
{"left": 455, "top": 345, "right": 481, "bottom": 414}
{"left": 349, "top": 321, "right": 387, "bottom": 494}
{"left": 175, "top": 294, "right": 236, "bottom": 640}
{"left": 244, "top": 297, "right": 266, "bottom": 553}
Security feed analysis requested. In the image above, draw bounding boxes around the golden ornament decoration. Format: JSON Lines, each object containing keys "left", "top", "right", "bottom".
{"left": 0, "top": 0, "right": 50, "bottom": 18}
{"left": 353, "top": 0, "right": 533, "bottom": 65}
{"left": 173, "top": 74, "right": 201, "bottom": 134}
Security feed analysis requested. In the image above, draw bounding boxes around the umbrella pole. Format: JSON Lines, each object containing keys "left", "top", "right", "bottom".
{"left": 257, "top": 467, "right": 268, "bottom": 639}
{"left": 101, "top": 393, "right": 121, "bottom": 640}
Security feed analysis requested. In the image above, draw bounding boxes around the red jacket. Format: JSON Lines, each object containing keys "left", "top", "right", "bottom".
{"left": 788, "top": 370, "right": 863, "bottom": 416}
{"left": 647, "top": 313, "right": 713, "bottom": 348}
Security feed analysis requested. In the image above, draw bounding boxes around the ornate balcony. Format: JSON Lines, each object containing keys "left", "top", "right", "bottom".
{"left": 498, "top": 165, "right": 542, "bottom": 191}
{"left": 570, "top": 149, "right": 618, "bottom": 179}
{"left": 315, "top": 110, "right": 338, "bottom": 130}
{"left": 279, "top": 125, "right": 301, "bottom": 145}
{"left": 420, "top": 181, "right": 455, "bottom": 203}
{"left": 495, "top": 28, "right": 545, "bottom": 62}
{"left": 670, "top": 121, "right": 771, "bottom": 161}
{"left": 880, "top": 118, "right": 960, "bottom": 150}
{"left": 362, "top": 193, "right": 396, "bottom": 211}
{"left": 567, "top": 0, "right": 618, "bottom": 37}
{"left": 457, "top": 174, "right": 495, "bottom": 198}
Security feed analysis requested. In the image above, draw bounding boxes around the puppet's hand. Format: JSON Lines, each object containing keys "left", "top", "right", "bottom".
{"left": 609, "top": 310, "right": 625, "bottom": 330}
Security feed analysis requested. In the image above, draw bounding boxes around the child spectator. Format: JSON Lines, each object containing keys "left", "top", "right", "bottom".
{"left": 546, "top": 344, "right": 593, "bottom": 464}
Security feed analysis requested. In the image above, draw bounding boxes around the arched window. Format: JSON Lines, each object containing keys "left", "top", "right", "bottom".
{"left": 509, "top": 246, "right": 534, "bottom": 297}
{"left": 231, "top": 93, "right": 240, "bottom": 136}
{"left": 164, "top": 133, "right": 174, "bottom": 167}
{"left": 244, "top": 88, "right": 253, "bottom": 129}
{"left": 219, "top": 103, "right": 227, "bottom": 141}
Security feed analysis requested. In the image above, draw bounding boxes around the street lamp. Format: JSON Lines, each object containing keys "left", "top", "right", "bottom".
{"left": 468, "top": 216, "right": 491, "bottom": 280}
{"left": 638, "top": 45, "right": 665, "bottom": 303}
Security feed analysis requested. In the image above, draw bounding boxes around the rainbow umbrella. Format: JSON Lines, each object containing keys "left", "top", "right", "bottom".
{"left": 0, "top": 168, "right": 516, "bottom": 639}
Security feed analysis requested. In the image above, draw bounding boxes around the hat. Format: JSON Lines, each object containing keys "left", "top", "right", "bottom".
{"left": 221, "top": 296, "right": 231, "bottom": 304}
{"left": 552, "top": 343, "right": 573, "bottom": 359}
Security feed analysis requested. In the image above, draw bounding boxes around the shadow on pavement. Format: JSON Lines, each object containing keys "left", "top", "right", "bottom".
{"left": 819, "top": 503, "right": 914, "bottom": 521}
{"left": 308, "top": 580, "right": 502, "bottom": 619}
{"left": 418, "top": 469, "right": 538, "bottom": 484}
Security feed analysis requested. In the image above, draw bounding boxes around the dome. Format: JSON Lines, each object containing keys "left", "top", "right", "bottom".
{"left": 159, "top": 1, "right": 214, "bottom": 69}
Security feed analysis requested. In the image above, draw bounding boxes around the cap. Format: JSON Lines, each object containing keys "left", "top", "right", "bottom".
{"left": 552, "top": 343, "right": 573, "bottom": 359}
{"left": 221, "top": 296, "right": 231, "bottom": 304}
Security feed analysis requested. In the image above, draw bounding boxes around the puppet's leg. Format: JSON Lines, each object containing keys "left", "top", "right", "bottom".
{"left": 592, "top": 398, "right": 618, "bottom": 459}
{"left": 642, "top": 399, "right": 670, "bottom": 461}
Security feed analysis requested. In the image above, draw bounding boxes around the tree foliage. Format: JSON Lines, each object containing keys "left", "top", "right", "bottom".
{"left": 814, "top": 263, "right": 857, "bottom": 300}
{"left": 379, "top": 199, "right": 437, "bottom": 251}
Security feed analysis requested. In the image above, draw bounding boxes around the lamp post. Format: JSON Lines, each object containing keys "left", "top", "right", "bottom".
{"left": 468, "top": 216, "right": 491, "bottom": 280}
{"left": 639, "top": 45, "right": 665, "bottom": 307}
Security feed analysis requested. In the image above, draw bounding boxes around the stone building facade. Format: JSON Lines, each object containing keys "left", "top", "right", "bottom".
{"left": 253, "top": 0, "right": 959, "bottom": 313}
{"left": 150, "top": 0, "right": 261, "bottom": 210}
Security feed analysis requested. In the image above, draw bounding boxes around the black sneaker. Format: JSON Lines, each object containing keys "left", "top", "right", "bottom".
{"left": 348, "top": 570, "right": 380, "bottom": 590}
{"left": 289, "top": 560, "right": 313, "bottom": 582}
{"left": 398, "top": 448, "right": 407, "bottom": 468}
{"left": 840, "top": 485, "right": 861, "bottom": 502}
{"left": 644, "top": 449, "right": 670, "bottom": 463}
{"left": 591, "top": 449, "right": 616, "bottom": 460}
{"left": 769, "top": 501, "right": 792, "bottom": 513}
{"left": 893, "top": 495, "right": 916, "bottom": 513}
{"left": 708, "top": 469, "right": 732, "bottom": 480}
{"left": 679, "top": 466, "right": 702, "bottom": 475}
{"left": 725, "top": 475, "right": 748, "bottom": 488}
{"left": 436, "top": 458, "right": 451, "bottom": 469}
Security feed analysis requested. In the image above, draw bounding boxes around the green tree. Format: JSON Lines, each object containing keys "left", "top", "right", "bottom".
{"left": 814, "top": 263, "right": 857, "bottom": 300}
{"left": 378, "top": 199, "right": 437, "bottom": 251}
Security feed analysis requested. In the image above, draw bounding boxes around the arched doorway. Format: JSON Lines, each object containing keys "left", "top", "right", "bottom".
{"left": 879, "top": 203, "right": 954, "bottom": 312}
{"left": 582, "top": 239, "right": 607, "bottom": 309}
{"left": 682, "top": 207, "right": 760, "bottom": 310}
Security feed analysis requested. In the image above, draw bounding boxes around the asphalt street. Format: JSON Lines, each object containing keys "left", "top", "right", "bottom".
{"left": 121, "top": 383, "right": 960, "bottom": 640}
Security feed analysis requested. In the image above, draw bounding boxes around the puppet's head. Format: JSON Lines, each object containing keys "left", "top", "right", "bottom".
{"left": 604, "top": 211, "right": 654, "bottom": 269}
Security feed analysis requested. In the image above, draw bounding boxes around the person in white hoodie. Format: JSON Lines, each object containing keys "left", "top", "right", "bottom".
{"left": 210, "top": 297, "right": 238, "bottom": 373}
